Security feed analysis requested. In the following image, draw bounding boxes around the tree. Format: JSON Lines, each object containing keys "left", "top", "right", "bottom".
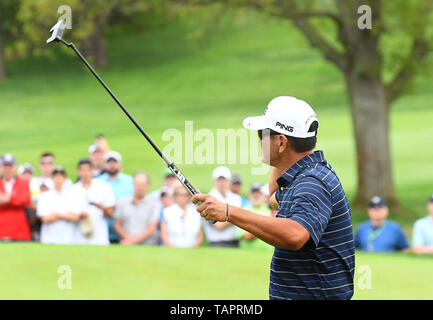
{"left": 207, "top": 0, "right": 433, "bottom": 211}
{"left": 0, "top": 0, "right": 20, "bottom": 80}
{"left": 15, "top": 0, "right": 170, "bottom": 68}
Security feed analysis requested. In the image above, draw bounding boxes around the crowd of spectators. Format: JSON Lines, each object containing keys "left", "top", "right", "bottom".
{"left": 1, "top": 134, "right": 433, "bottom": 254}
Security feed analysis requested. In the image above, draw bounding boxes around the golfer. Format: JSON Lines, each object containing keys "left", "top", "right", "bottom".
{"left": 192, "top": 96, "right": 355, "bottom": 300}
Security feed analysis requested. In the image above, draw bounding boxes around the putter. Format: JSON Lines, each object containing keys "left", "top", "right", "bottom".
{"left": 47, "top": 19, "right": 215, "bottom": 223}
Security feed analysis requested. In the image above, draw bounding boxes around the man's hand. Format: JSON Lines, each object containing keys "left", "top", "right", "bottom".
{"left": 191, "top": 194, "right": 227, "bottom": 222}
{"left": 120, "top": 235, "right": 140, "bottom": 245}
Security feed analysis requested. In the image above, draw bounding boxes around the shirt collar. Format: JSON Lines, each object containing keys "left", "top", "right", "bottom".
{"left": 277, "top": 150, "right": 326, "bottom": 187}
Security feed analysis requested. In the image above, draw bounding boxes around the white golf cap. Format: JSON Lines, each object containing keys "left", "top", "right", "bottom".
{"left": 212, "top": 166, "right": 231, "bottom": 180}
{"left": 88, "top": 144, "right": 101, "bottom": 154}
{"left": 243, "top": 96, "right": 319, "bottom": 138}
{"left": 104, "top": 150, "right": 122, "bottom": 163}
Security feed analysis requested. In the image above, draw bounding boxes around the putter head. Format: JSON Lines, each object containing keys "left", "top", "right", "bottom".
{"left": 46, "top": 19, "right": 67, "bottom": 44}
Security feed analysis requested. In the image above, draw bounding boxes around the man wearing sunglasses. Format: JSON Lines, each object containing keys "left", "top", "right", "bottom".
{"left": 192, "top": 96, "right": 355, "bottom": 300}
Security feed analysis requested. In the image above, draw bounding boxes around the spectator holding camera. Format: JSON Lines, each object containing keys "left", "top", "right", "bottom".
{"left": 72, "top": 159, "right": 115, "bottom": 245}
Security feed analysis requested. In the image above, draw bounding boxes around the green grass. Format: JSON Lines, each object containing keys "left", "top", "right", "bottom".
{"left": 1, "top": 243, "right": 432, "bottom": 300}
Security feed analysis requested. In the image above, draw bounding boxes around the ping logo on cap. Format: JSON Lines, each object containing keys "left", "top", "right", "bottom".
{"left": 276, "top": 121, "right": 294, "bottom": 133}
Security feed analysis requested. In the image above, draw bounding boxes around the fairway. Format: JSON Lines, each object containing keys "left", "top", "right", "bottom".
{"left": 1, "top": 243, "right": 432, "bottom": 300}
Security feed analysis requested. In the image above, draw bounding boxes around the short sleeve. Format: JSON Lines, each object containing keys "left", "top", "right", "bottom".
{"left": 283, "top": 176, "right": 332, "bottom": 247}
{"left": 412, "top": 220, "right": 425, "bottom": 246}
{"left": 395, "top": 225, "right": 409, "bottom": 250}
{"left": 103, "top": 183, "right": 116, "bottom": 208}
{"left": 354, "top": 226, "right": 362, "bottom": 249}
{"left": 113, "top": 199, "right": 124, "bottom": 220}
{"left": 150, "top": 204, "right": 160, "bottom": 223}
{"left": 36, "top": 193, "right": 50, "bottom": 217}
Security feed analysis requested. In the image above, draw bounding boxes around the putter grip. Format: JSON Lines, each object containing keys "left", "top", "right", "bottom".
{"left": 168, "top": 164, "right": 216, "bottom": 224}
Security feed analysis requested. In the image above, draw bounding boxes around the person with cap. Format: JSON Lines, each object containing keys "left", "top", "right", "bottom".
{"left": 0, "top": 153, "right": 32, "bottom": 241}
{"left": 202, "top": 166, "right": 242, "bottom": 248}
{"left": 71, "top": 159, "right": 115, "bottom": 245}
{"left": 230, "top": 173, "right": 250, "bottom": 208}
{"left": 88, "top": 144, "right": 106, "bottom": 177}
{"left": 237, "top": 182, "right": 272, "bottom": 250}
{"left": 37, "top": 166, "right": 84, "bottom": 244}
{"left": 412, "top": 194, "right": 433, "bottom": 254}
{"left": 355, "top": 196, "right": 409, "bottom": 252}
{"left": 192, "top": 96, "right": 355, "bottom": 300}
{"left": 18, "top": 163, "right": 35, "bottom": 182}
{"left": 97, "top": 150, "right": 134, "bottom": 243}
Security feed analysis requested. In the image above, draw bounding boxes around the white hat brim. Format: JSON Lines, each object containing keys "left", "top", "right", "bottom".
{"left": 242, "top": 116, "right": 269, "bottom": 131}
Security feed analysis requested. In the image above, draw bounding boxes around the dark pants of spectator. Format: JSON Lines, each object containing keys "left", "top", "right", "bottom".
{"left": 209, "top": 240, "right": 239, "bottom": 248}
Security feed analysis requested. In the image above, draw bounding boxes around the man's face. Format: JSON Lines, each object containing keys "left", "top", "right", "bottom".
{"left": 368, "top": 207, "right": 389, "bottom": 226}
{"left": 231, "top": 183, "right": 241, "bottom": 195}
{"left": 20, "top": 171, "right": 33, "bottom": 181}
{"left": 105, "top": 159, "right": 121, "bottom": 176}
{"left": 164, "top": 175, "right": 177, "bottom": 189}
{"left": 249, "top": 190, "right": 265, "bottom": 205}
{"left": 1, "top": 164, "right": 16, "bottom": 180}
{"left": 259, "top": 133, "right": 282, "bottom": 166}
{"left": 173, "top": 188, "right": 191, "bottom": 207}
{"left": 90, "top": 150, "right": 104, "bottom": 167}
{"left": 134, "top": 175, "right": 149, "bottom": 198}
{"left": 40, "top": 156, "right": 55, "bottom": 176}
{"left": 214, "top": 177, "right": 231, "bottom": 194}
{"left": 52, "top": 173, "right": 66, "bottom": 190}
{"left": 78, "top": 164, "right": 93, "bottom": 182}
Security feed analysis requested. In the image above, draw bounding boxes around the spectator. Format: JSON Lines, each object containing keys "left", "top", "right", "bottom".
{"left": 412, "top": 194, "right": 433, "bottom": 254}
{"left": 97, "top": 150, "right": 133, "bottom": 243}
{"left": 237, "top": 182, "right": 273, "bottom": 250}
{"left": 355, "top": 196, "right": 409, "bottom": 252}
{"left": 203, "top": 166, "right": 241, "bottom": 248}
{"left": 30, "top": 152, "right": 72, "bottom": 202}
{"left": 71, "top": 159, "right": 115, "bottom": 245}
{"left": 37, "top": 166, "right": 83, "bottom": 244}
{"left": 114, "top": 172, "right": 159, "bottom": 245}
{"left": 160, "top": 183, "right": 203, "bottom": 248}
{"left": 18, "top": 163, "right": 39, "bottom": 240}
{"left": 0, "top": 154, "right": 32, "bottom": 241}
{"left": 95, "top": 133, "right": 110, "bottom": 155}
{"left": 148, "top": 168, "right": 177, "bottom": 209}
{"left": 88, "top": 144, "right": 106, "bottom": 177}
{"left": 231, "top": 173, "right": 251, "bottom": 208}
{"left": 18, "top": 163, "right": 35, "bottom": 181}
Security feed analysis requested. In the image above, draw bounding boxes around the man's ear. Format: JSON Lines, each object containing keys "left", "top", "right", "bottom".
{"left": 279, "top": 135, "right": 290, "bottom": 153}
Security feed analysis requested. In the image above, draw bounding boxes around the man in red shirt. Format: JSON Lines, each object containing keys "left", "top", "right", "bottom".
{"left": 0, "top": 154, "right": 32, "bottom": 241}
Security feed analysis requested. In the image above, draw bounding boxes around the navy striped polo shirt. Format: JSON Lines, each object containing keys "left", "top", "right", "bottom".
{"left": 270, "top": 150, "right": 355, "bottom": 300}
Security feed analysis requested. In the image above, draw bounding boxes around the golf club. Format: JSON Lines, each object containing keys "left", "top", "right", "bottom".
{"left": 47, "top": 19, "right": 215, "bottom": 223}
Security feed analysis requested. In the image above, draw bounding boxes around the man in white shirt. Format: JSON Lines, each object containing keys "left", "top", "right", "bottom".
{"left": 203, "top": 166, "right": 242, "bottom": 247}
{"left": 30, "top": 152, "right": 73, "bottom": 203}
{"left": 71, "top": 159, "right": 115, "bottom": 245}
{"left": 37, "top": 166, "right": 83, "bottom": 244}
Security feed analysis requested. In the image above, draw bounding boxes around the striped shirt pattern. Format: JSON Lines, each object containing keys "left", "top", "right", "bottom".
{"left": 270, "top": 150, "right": 355, "bottom": 300}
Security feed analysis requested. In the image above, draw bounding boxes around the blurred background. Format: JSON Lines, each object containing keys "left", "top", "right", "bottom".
{"left": 1, "top": 0, "right": 433, "bottom": 299}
